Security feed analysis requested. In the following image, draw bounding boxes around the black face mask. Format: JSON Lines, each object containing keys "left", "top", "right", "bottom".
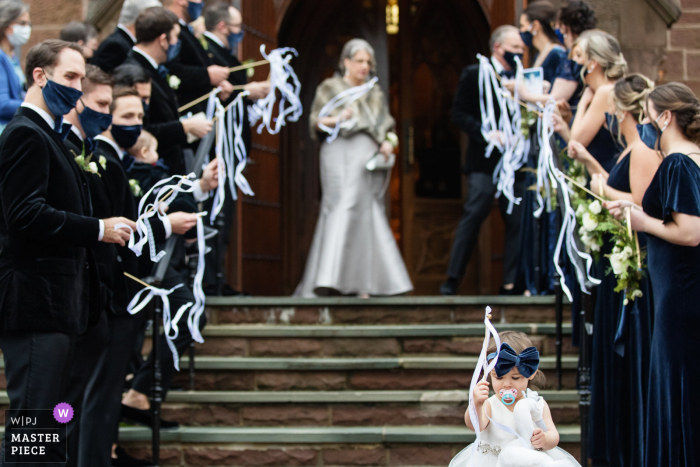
{"left": 111, "top": 124, "right": 142, "bottom": 150}
{"left": 503, "top": 51, "right": 524, "bottom": 72}
{"left": 569, "top": 60, "right": 584, "bottom": 82}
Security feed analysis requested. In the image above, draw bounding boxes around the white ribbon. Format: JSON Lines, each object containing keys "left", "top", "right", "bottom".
{"left": 248, "top": 46, "right": 302, "bottom": 135}
{"left": 187, "top": 213, "right": 207, "bottom": 344}
{"left": 210, "top": 97, "right": 228, "bottom": 224}
{"left": 232, "top": 91, "right": 254, "bottom": 197}
{"left": 126, "top": 283, "right": 193, "bottom": 371}
{"left": 131, "top": 174, "right": 199, "bottom": 262}
{"left": 468, "top": 306, "right": 502, "bottom": 444}
{"left": 477, "top": 55, "right": 504, "bottom": 159}
{"left": 317, "top": 76, "right": 379, "bottom": 143}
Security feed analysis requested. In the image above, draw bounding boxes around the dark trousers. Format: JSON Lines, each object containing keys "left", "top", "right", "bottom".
{"left": 130, "top": 265, "right": 206, "bottom": 400}
{"left": 0, "top": 331, "right": 73, "bottom": 466}
{"left": 203, "top": 184, "right": 236, "bottom": 289}
{"left": 63, "top": 312, "right": 110, "bottom": 467}
{"left": 446, "top": 172, "right": 524, "bottom": 286}
{"left": 77, "top": 312, "right": 141, "bottom": 467}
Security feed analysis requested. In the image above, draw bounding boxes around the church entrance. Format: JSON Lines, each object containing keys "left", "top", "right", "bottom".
{"left": 276, "top": 0, "right": 507, "bottom": 295}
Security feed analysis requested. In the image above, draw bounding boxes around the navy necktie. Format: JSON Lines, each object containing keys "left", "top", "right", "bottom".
{"left": 157, "top": 64, "right": 169, "bottom": 79}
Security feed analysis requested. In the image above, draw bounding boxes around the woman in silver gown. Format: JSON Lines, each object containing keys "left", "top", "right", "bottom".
{"left": 294, "top": 39, "right": 413, "bottom": 298}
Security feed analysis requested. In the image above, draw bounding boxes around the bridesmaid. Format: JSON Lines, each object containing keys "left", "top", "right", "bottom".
{"left": 294, "top": 38, "right": 413, "bottom": 298}
{"left": 608, "top": 82, "right": 700, "bottom": 467}
{"left": 566, "top": 29, "right": 628, "bottom": 466}
{"left": 570, "top": 74, "right": 659, "bottom": 466}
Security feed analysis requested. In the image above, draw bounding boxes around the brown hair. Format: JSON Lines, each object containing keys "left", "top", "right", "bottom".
{"left": 110, "top": 86, "right": 141, "bottom": 113}
{"left": 135, "top": 6, "right": 178, "bottom": 44}
{"left": 82, "top": 64, "right": 115, "bottom": 95}
{"left": 558, "top": 1, "right": 596, "bottom": 37}
{"left": 647, "top": 82, "right": 700, "bottom": 145}
{"left": 24, "top": 39, "right": 85, "bottom": 88}
{"left": 129, "top": 130, "right": 157, "bottom": 159}
{"left": 613, "top": 74, "right": 655, "bottom": 124}
{"left": 487, "top": 331, "right": 546, "bottom": 390}
{"left": 524, "top": 1, "right": 560, "bottom": 44}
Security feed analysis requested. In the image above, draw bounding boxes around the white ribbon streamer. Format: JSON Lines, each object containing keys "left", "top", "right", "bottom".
{"left": 248, "top": 46, "right": 302, "bottom": 135}
{"left": 317, "top": 76, "right": 379, "bottom": 143}
{"left": 468, "top": 307, "right": 502, "bottom": 444}
{"left": 126, "top": 283, "right": 193, "bottom": 371}
{"left": 187, "top": 213, "right": 207, "bottom": 344}
{"left": 232, "top": 91, "right": 254, "bottom": 197}
{"left": 210, "top": 97, "right": 228, "bottom": 224}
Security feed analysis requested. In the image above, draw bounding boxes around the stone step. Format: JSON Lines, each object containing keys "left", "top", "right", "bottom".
{"left": 113, "top": 426, "right": 582, "bottom": 466}
{"left": 205, "top": 296, "right": 571, "bottom": 326}
{"left": 191, "top": 323, "right": 574, "bottom": 357}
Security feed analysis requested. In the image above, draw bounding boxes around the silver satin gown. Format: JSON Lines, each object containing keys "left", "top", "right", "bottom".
{"left": 294, "top": 133, "right": 413, "bottom": 297}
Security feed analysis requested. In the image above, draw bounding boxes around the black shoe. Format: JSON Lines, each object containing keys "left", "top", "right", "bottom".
{"left": 440, "top": 278, "right": 459, "bottom": 295}
{"left": 112, "top": 446, "right": 153, "bottom": 467}
{"left": 120, "top": 403, "right": 179, "bottom": 430}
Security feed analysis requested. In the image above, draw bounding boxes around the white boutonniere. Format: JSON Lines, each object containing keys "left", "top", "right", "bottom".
{"left": 72, "top": 150, "right": 101, "bottom": 177}
{"left": 168, "top": 75, "right": 181, "bottom": 90}
{"left": 98, "top": 155, "right": 107, "bottom": 171}
{"left": 129, "top": 179, "right": 143, "bottom": 197}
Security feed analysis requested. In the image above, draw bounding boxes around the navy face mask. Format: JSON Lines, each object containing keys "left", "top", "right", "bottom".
{"left": 111, "top": 124, "right": 142, "bottom": 150}
{"left": 187, "top": 1, "right": 203, "bottom": 21}
{"left": 167, "top": 39, "right": 181, "bottom": 63}
{"left": 569, "top": 59, "right": 584, "bottom": 81}
{"left": 555, "top": 28, "right": 565, "bottom": 44}
{"left": 503, "top": 51, "right": 523, "bottom": 72}
{"left": 520, "top": 31, "right": 533, "bottom": 48}
{"left": 42, "top": 74, "right": 83, "bottom": 129}
{"left": 228, "top": 31, "right": 245, "bottom": 54}
{"left": 78, "top": 101, "right": 113, "bottom": 140}
{"left": 637, "top": 123, "right": 658, "bottom": 150}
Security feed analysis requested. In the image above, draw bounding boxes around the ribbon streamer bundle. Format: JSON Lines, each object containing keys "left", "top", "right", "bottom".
{"left": 467, "top": 307, "right": 502, "bottom": 445}
{"left": 317, "top": 76, "right": 379, "bottom": 143}
{"left": 248, "top": 45, "right": 302, "bottom": 135}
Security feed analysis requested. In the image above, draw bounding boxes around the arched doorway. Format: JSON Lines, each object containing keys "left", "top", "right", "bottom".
{"left": 279, "top": 0, "right": 497, "bottom": 295}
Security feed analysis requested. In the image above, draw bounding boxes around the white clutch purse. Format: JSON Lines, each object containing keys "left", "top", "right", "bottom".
{"left": 365, "top": 153, "right": 395, "bottom": 171}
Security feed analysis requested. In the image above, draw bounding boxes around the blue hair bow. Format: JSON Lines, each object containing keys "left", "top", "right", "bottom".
{"left": 487, "top": 343, "right": 540, "bottom": 378}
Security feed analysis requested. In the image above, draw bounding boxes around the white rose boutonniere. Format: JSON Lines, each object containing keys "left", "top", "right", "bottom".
{"left": 72, "top": 151, "right": 101, "bottom": 177}
{"left": 168, "top": 75, "right": 181, "bottom": 90}
{"left": 129, "top": 179, "right": 143, "bottom": 197}
{"left": 98, "top": 155, "right": 107, "bottom": 171}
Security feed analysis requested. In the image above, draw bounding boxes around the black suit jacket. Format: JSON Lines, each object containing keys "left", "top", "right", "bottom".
{"left": 453, "top": 63, "right": 503, "bottom": 175}
{"left": 0, "top": 108, "right": 101, "bottom": 334}
{"left": 203, "top": 35, "right": 252, "bottom": 153}
{"left": 124, "top": 51, "right": 188, "bottom": 175}
{"left": 170, "top": 24, "right": 213, "bottom": 115}
{"left": 92, "top": 27, "right": 135, "bottom": 74}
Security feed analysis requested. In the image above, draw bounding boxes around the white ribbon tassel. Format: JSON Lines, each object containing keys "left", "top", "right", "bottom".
{"left": 131, "top": 174, "right": 198, "bottom": 262}
{"left": 232, "top": 91, "right": 254, "bottom": 197}
{"left": 468, "top": 307, "right": 502, "bottom": 444}
{"left": 187, "top": 213, "right": 207, "bottom": 344}
{"left": 317, "top": 76, "right": 379, "bottom": 143}
{"left": 210, "top": 97, "right": 228, "bottom": 224}
{"left": 477, "top": 55, "right": 504, "bottom": 159}
{"left": 126, "top": 284, "right": 193, "bottom": 371}
{"left": 248, "top": 46, "right": 302, "bottom": 135}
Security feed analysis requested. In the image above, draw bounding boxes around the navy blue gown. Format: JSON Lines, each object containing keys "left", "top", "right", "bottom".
{"left": 600, "top": 151, "right": 655, "bottom": 466}
{"left": 642, "top": 153, "right": 700, "bottom": 467}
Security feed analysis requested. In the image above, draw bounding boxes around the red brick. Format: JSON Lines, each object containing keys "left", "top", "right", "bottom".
{"left": 185, "top": 448, "right": 317, "bottom": 466}
{"left": 214, "top": 307, "right": 268, "bottom": 324}
{"left": 549, "top": 404, "right": 580, "bottom": 424}
{"left": 323, "top": 448, "right": 386, "bottom": 466}
{"left": 323, "top": 339, "right": 400, "bottom": 357}
{"left": 241, "top": 406, "right": 329, "bottom": 426}
{"left": 453, "top": 306, "right": 500, "bottom": 322}
{"left": 402, "top": 338, "right": 483, "bottom": 355}
{"left": 197, "top": 338, "right": 247, "bottom": 356}
{"left": 389, "top": 447, "right": 453, "bottom": 466}
{"left": 331, "top": 405, "right": 464, "bottom": 426}
{"left": 172, "top": 371, "right": 256, "bottom": 390}
{"left": 29, "top": 0, "right": 82, "bottom": 27}
{"left": 661, "top": 50, "right": 685, "bottom": 81}
{"left": 122, "top": 446, "right": 181, "bottom": 466}
{"left": 350, "top": 370, "right": 472, "bottom": 390}
{"left": 162, "top": 404, "right": 241, "bottom": 426}
{"left": 289, "top": 308, "right": 327, "bottom": 324}
{"left": 681, "top": 0, "right": 700, "bottom": 9}
{"left": 677, "top": 12, "right": 700, "bottom": 26}
{"left": 0, "top": 373, "right": 6, "bottom": 390}
{"left": 249, "top": 339, "right": 322, "bottom": 357}
{"left": 544, "top": 336, "right": 576, "bottom": 356}
{"left": 256, "top": 371, "right": 347, "bottom": 390}
{"left": 670, "top": 28, "right": 700, "bottom": 50}
{"left": 686, "top": 53, "right": 700, "bottom": 80}
{"left": 680, "top": 80, "right": 700, "bottom": 97}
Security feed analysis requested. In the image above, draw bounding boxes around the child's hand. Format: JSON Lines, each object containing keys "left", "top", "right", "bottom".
{"left": 531, "top": 428, "right": 546, "bottom": 450}
{"left": 473, "top": 380, "right": 490, "bottom": 407}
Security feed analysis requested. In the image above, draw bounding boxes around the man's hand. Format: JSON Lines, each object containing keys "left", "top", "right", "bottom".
{"left": 208, "top": 65, "right": 230, "bottom": 86}
{"left": 167, "top": 212, "right": 198, "bottom": 236}
{"left": 531, "top": 428, "right": 546, "bottom": 449}
{"left": 200, "top": 159, "right": 219, "bottom": 192}
{"left": 102, "top": 217, "right": 137, "bottom": 247}
{"left": 218, "top": 80, "right": 234, "bottom": 101}
{"left": 182, "top": 114, "right": 213, "bottom": 139}
{"left": 244, "top": 81, "right": 271, "bottom": 101}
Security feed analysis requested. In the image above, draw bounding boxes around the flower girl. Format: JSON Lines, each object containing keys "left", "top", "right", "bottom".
{"left": 450, "top": 331, "right": 580, "bottom": 467}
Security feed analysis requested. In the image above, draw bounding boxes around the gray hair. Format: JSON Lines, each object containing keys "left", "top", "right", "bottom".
{"left": 0, "top": 0, "right": 28, "bottom": 39}
{"left": 119, "top": 0, "right": 163, "bottom": 26}
{"left": 489, "top": 25, "right": 519, "bottom": 52}
{"left": 204, "top": 2, "right": 232, "bottom": 32}
{"left": 338, "top": 38, "right": 376, "bottom": 76}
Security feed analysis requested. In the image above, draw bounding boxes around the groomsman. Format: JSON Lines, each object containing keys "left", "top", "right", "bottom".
{"left": 441, "top": 25, "right": 525, "bottom": 296}
{"left": 0, "top": 40, "right": 134, "bottom": 464}
{"left": 123, "top": 6, "right": 211, "bottom": 175}
{"left": 92, "top": 0, "right": 163, "bottom": 73}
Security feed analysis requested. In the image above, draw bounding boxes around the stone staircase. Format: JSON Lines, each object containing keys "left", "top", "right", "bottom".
{"left": 1, "top": 296, "right": 582, "bottom": 466}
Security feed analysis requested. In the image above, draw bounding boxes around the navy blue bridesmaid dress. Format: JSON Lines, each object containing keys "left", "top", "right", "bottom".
{"left": 642, "top": 152, "right": 700, "bottom": 467}
{"left": 599, "top": 151, "right": 655, "bottom": 466}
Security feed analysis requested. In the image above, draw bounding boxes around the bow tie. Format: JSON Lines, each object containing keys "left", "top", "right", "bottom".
{"left": 157, "top": 64, "right": 169, "bottom": 79}
{"left": 53, "top": 118, "right": 72, "bottom": 140}
{"left": 487, "top": 343, "right": 540, "bottom": 378}
{"left": 500, "top": 70, "right": 515, "bottom": 79}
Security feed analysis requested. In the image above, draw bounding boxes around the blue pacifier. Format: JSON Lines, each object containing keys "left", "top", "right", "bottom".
{"left": 499, "top": 388, "right": 517, "bottom": 406}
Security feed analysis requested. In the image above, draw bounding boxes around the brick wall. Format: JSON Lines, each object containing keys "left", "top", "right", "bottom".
{"left": 661, "top": 0, "right": 700, "bottom": 95}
